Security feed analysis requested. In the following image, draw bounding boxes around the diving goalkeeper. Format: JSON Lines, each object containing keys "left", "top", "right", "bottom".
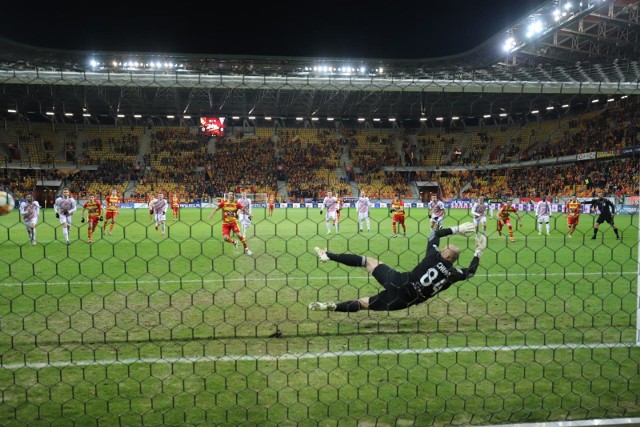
{"left": 309, "top": 222, "right": 486, "bottom": 312}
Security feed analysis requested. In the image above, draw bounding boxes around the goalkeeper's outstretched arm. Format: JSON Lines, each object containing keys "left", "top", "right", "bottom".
{"left": 426, "top": 222, "right": 476, "bottom": 256}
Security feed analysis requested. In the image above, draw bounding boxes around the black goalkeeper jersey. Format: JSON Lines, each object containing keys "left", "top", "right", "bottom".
{"left": 584, "top": 198, "right": 615, "bottom": 216}
{"left": 409, "top": 228, "right": 479, "bottom": 301}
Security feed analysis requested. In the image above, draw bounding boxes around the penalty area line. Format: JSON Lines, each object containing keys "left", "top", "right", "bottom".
{"left": 1, "top": 342, "right": 636, "bottom": 370}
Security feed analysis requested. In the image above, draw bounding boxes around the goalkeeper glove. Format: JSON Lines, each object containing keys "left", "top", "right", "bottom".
{"left": 453, "top": 222, "right": 475, "bottom": 237}
{"left": 389, "top": 208, "right": 395, "bottom": 213}
{"left": 99, "top": 216, "right": 104, "bottom": 221}
{"left": 81, "top": 218, "right": 85, "bottom": 223}
{"left": 474, "top": 234, "right": 487, "bottom": 257}
{"left": 320, "top": 210, "right": 323, "bottom": 215}
{"left": 55, "top": 213, "right": 60, "bottom": 218}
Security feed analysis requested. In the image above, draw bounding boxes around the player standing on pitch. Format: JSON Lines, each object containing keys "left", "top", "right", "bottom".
{"left": 583, "top": 191, "right": 620, "bottom": 240}
{"left": 19, "top": 194, "right": 41, "bottom": 245}
{"left": 54, "top": 187, "right": 77, "bottom": 246}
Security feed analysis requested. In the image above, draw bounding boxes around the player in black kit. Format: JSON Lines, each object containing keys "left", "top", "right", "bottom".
{"left": 308, "top": 223, "right": 485, "bottom": 312}
{"left": 584, "top": 191, "right": 620, "bottom": 240}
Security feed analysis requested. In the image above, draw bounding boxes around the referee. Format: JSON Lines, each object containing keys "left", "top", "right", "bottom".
{"left": 583, "top": 191, "right": 620, "bottom": 240}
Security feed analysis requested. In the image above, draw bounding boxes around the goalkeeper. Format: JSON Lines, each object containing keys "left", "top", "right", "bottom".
{"left": 309, "top": 222, "right": 486, "bottom": 312}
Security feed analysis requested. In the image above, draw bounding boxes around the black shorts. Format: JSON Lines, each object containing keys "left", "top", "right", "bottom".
{"left": 596, "top": 214, "right": 614, "bottom": 225}
{"left": 368, "top": 264, "right": 420, "bottom": 311}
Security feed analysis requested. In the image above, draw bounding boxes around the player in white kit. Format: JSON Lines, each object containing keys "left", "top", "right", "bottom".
{"left": 19, "top": 194, "right": 41, "bottom": 245}
{"left": 535, "top": 196, "right": 553, "bottom": 236}
{"left": 320, "top": 191, "right": 340, "bottom": 234}
{"left": 356, "top": 191, "right": 372, "bottom": 232}
{"left": 54, "top": 188, "right": 77, "bottom": 245}
{"left": 150, "top": 193, "right": 169, "bottom": 236}
{"left": 428, "top": 194, "right": 446, "bottom": 231}
{"left": 471, "top": 195, "right": 493, "bottom": 235}
{"left": 237, "top": 191, "right": 253, "bottom": 236}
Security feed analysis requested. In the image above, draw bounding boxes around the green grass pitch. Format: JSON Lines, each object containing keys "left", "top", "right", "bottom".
{"left": 0, "top": 206, "right": 638, "bottom": 426}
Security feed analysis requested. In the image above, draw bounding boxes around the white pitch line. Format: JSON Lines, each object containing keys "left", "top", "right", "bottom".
{"left": 1, "top": 342, "right": 636, "bottom": 370}
{"left": 0, "top": 270, "right": 637, "bottom": 288}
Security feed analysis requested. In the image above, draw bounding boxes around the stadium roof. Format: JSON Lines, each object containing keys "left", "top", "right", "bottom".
{"left": 0, "top": 0, "right": 639, "bottom": 124}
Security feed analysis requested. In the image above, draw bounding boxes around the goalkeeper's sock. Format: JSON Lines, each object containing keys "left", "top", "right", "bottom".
{"left": 613, "top": 228, "right": 619, "bottom": 238}
{"left": 593, "top": 228, "right": 598, "bottom": 238}
{"left": 335, "top": 300, "right": 362, "bottom": 312}
{"left": 327, "top": 253, "right": 365, "bottom": 267}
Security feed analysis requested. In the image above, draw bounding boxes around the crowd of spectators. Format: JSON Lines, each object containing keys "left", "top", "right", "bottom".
{"left": 453, "top": 157, "right": 638, "bottom": 200}
{"left": 1, "top": 169, "right": 38, "bottom": 199}
{"left": 80, "top": 132, "right": 140, "bottom": 165}
{"left": 280, "top": 130, "right": 345, "bottom": 199}
{"left": 69, "top": 159, "right": 135, "bottom": 199}
{"left": 522, "top": 104, "right": 639, "bottom": 162}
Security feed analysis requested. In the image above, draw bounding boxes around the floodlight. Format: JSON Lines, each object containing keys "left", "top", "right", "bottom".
{"left": 134, "top": 115, "right": 142, "bottom": 118}
{"left": 503, "top": 37, "right": 516, "bottom": 52}
{"left": 526, "top": 21, "right": 544, "bottom": 38}
{"left": 296, "top": 117, "right": 303, "bottom": 121}
{"left": 117, "top": 114, "right": 125, "bottom": 118}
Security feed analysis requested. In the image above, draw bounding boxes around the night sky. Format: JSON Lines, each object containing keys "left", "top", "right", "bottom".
{"left": 0, "top": 1, "right": 548, "bottom": 59}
